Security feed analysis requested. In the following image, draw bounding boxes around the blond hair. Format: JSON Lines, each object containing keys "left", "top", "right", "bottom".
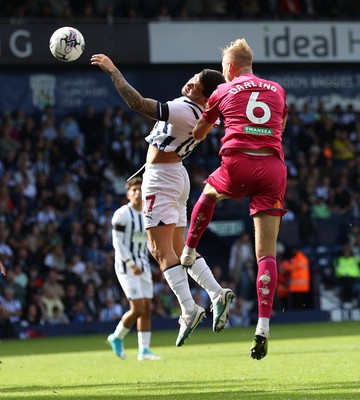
{"left": 222, "top": 38, "right": 253, "bottom": 69}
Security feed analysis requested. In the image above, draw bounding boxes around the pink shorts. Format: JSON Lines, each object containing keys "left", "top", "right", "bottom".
{"left": 205, "top": 151, "right": 287, "bottom": 217}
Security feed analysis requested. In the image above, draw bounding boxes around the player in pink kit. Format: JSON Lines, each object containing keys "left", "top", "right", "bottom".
{"left": 180, "top": 38, "right": 288, "bottom": 360}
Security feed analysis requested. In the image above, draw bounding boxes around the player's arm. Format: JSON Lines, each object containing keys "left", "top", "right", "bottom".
{"left": 91, "top": 54, "right": 158, "bottom": 120}
{"left": 192, "top": 117, "right": 214, "bottom": 141}
{"left": 112, "top": 210, "right": 142, "bottom": 275}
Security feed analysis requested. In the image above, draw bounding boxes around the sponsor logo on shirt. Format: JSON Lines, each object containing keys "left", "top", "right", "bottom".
{"left": 244, "top": 126, "right": 273, "bottom": 135}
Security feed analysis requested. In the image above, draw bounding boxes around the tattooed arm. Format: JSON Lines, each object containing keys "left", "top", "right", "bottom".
{"left": 91, "top": 54, "right": 158, "bottom": 119}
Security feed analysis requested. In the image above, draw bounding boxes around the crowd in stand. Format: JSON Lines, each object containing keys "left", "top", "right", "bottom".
{"left": 1, "top": 97, "right": 360, "bottom": 337}
{"left": 1, "top": 0, "right": 360, "bottom": 23}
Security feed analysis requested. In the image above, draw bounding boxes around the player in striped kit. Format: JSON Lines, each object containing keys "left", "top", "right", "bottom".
{"left": 91, "top": 54, "right": 234, "bottom": 347}
{"left": 107, "top": 177, "right": 161, "bottom": 361}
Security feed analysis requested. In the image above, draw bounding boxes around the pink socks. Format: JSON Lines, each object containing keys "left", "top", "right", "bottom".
{"left": 256, "top": 255, "right": 278, "bottom": 319}
{"left": 186, "top": 193, "right": 216, "bottom": 248}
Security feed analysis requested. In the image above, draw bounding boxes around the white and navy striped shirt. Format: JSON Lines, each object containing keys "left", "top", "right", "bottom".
{"left": 0, "top": 295, "right": 22, "bottom": 323}
{"left": 111, "top": 204, "right": 149, "bottom": 274}
{"left": 145, "top": 96, "right": 204, "bottom": 159}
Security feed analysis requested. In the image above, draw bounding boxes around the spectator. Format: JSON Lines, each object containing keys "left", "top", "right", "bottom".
{"left": 62, "top": 283, "right": 81, "bottom": 320}
{"left": 70, "top": 300, "right": 92, "bottom": 323}
{"left": 47, "top": 305, "right": 70, "bottom": 324}
{"left": 62, "top": 171, "right": 82, "bottom": 204}
{"left": 1, "top": 269, "right": 26, "bottom": 305}
{"left": 43, "top": 244, "right": 66, "bottom": 271}
{"left": 8, "top": 218, "right": 27, "bottom": 253}
{"left": 13, "top": 263, "right": 28, "bottom": 289}
{"left": 61, "top": 259, "right": 82, "bottom": 289}
{"left": 311, "top": 195, "right": 331, "bottom": 219}
{"left": 79, "top": 105, "right": 103, "bottom": 154}
{"left": 227, "top": 297, "right": 250, "bottom": 327}
{"left": 98, "top": 276, "right": 122, "bottom": 306}
{"left": 0, "top": 226, "right": 14, "bottom": 271}
{"left": 83, "top": 280, "right": 101, "bottom": 320}
{"left": 68, "top": 253, "right": 87, "bottom": 276}
{"left": 330, "top": 175, "right": 355, "bottom": 217}
{"left": 42, "top": 269, "right": 65, "bottom": 299}
{"left": 0, "top": 122, "right": 21, "bottom": 159}
{"left": 277, "top": 246, "right": 312, "bottom": 310}
{"left": 60, "top": 115, "right": 84, "bottom": 148}
{"left": 81, "top": 262, "right": 102, "bottom": 288}
{"left": 20, "top": 302, "right": 46, "bottom": 327}
{"left": 99, "top": 294, "right": 123, "bottom": 322}
{"left": 332, "top": 129, "right": 356, "bottom": 167}
{"left": 333, "top": 244, "right": 360, "bottom": 303}
{"left": 84, "top": 237, "right": 104, "bottom": 266}
{"left": 0, "top": 287, "right": 22, "bottom": 337}
{"left": 41, "top": 286, "right": 65, "bottom": 320}
{"left": 65, "top": 232, "right": 86, "bottom": 261}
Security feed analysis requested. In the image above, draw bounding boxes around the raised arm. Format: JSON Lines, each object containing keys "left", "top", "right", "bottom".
{"left": 192, "top": 117, "right": 214, "bottom": 141}
{"left": 91, "top": 54, "right": 158, "bottom": 120}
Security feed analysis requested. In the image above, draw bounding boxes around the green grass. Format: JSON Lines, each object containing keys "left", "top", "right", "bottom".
{"left": 1, "top": 321, "right": 360, "bottom": 399}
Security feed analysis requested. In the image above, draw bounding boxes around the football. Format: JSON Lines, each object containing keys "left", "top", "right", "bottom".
{"left": 49, "top": 26, "right": 85, "bottom": 62}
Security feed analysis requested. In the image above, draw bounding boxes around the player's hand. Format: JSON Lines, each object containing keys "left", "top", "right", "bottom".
{"left": 0, "top": 260, "right": 6, "bottom": 276}
{"left": 132, "top": 265, "right": 143, "bottom": 275}
{"left": 91, "top": 54, "right": 117, "bottom": 74}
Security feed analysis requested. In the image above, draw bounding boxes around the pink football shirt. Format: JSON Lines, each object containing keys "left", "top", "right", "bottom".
{"left": 203, "top": 73, "right": 288, "bottom": 162}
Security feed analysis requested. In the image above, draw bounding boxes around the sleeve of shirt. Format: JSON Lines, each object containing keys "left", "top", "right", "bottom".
{"left": 166, "top": 100, "right": 192, "bottom": 126}
{"left": 202, "top": 90, "right": 221, "bottom": 125}
{"left": 281, "top": 88, "right": 288, "bottom": 118}
{"left": 111, "top": 207, "right": 133, "bottom": 263}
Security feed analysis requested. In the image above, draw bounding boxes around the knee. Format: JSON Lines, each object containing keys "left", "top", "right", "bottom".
{"left": 148, "top": 244, "right": 161, "bottom": 263}
{"left": 132, "top": 302, "right": 146, "bottom": 317}
{"left": 148, "top": 243, "right": 169, "bottom": 265}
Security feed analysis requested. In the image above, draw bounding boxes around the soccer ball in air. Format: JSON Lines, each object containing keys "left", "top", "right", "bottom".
{"left": 49, "top": 26, "right": 85, "bottom": 62}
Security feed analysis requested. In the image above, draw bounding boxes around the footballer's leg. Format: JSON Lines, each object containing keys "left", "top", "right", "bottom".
{"left": 174, "top": 227, "right": 235, "bottom": 333}
{"left": 147, "top": 224, "right": 204, "bottom": 346}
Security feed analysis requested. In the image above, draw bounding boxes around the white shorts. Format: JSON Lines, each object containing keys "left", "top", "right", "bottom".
{"left": 142, "top": 162, "right": 189, "bottom": 229}
{"left": 115, "top": 267, "right": 153, "bottom": 300}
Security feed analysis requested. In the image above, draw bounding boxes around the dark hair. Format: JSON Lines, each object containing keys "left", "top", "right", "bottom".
{"left": 199, "top": 69, "right": 226, "bottom": 99}
{"left": 125, "top": 176, "right": 142, "bottom": 191}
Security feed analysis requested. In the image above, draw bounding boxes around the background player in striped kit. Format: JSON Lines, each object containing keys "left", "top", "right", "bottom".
{"left": 107, "top": 177, "right": 161, "bottom": 361}
{"left": 91, "top": 54, "right": 234, "bottom": 347}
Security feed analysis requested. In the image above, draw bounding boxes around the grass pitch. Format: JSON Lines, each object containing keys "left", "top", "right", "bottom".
{"left": 0, "top": 321, "right": 359, "bottom": 400}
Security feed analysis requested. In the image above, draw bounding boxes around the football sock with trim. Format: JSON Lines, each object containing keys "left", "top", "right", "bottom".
{"left": 163, "top": 264, "right": 195, "bottom": 316}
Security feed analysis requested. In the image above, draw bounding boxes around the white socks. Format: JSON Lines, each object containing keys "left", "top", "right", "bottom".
{"left": 163, "top": 264, "right": 195, "bottom": 316}
{"left": 256, "top": 317, "right": 270, "bottom": 337}
{"left": 138, "top": 331, "right": 151, "bottom": 350}
{"left": 114, "top": 321, "right": 130, "bottom": 339}
{"left": 187, "top": 257, "right": 222, "bottom": 301}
